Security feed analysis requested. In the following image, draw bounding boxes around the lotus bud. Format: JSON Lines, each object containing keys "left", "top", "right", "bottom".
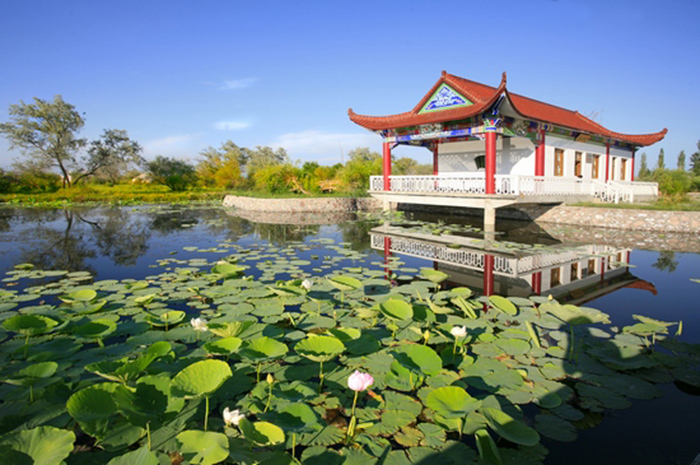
{"left": 222, "top": 407, "right": 245, "bottom": 427}
{"left": 266, "top": 373, "right": 274, "bottom": 384}
{"left": 190, "top": 317, "right": 208, "bottom": 332}
{"left": 450, "top": 325, "right": 467, "bottom": 339}
{"left": 548, "top": 294, "right": 553, "bottom": 301}
{"left": 347, "top": 370, "right": 374, "bottom": 392}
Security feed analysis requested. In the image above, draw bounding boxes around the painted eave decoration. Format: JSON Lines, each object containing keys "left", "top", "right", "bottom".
{"left": 348, "top": 71, "right": 667, "bottom": 147}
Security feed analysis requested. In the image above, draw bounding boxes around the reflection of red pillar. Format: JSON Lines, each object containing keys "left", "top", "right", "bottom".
{"left": 382, "top": 142, "right": 392, "bottom": 191}
{"left": 532, "top": 271, "right": 542, "bottom": 295}
{"left": 485, "top": 131, "right": 496, "bottom": 194}
{"left": 600, "top": 257, "right": 605, "bottom": 284}
{"left": 383, "top": 236, "right": 392, "bottom": 281}
{"left": 535, "top": 129, "right": 545, "bottom": 176}
{"left": 483, "top": 254, "right": 494, "bottom": 297}
{"left": 626, "top": 251, "right": 631, "bottom": 271}
{"left": 432, "top": 144, "right": 439, "bottom": 175}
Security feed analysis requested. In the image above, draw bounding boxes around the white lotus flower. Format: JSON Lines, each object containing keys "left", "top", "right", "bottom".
{"left": 301, "top": 279, "right": 313, "bottom": 291}
{"left": 223, "top": 407, "right": 245, "bottom": 426}
{"left": 450, "top": 325, "right": 467, "bottom": 338}
{"left": 190, "top": 317, "right": 208, "bottom": 332}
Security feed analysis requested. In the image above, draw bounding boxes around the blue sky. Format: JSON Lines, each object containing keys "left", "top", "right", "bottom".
{"left": 1, "top": 0, "right": 698, "bottom": 171}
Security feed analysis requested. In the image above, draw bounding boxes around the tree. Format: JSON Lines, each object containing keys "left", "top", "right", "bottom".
{"left": 691, "top": 141, "right": 700, "bottom": 176}
{"left": 197, "top": 141, "right": 245, "bottom": 188}
{"left": 677, "top": 150, "right": 686, "bottom": 171}
{"left": 146, "top": 156, "right": 197, "bottom": 191}
{"left": 339, "top": 147, "right": 382, "bottom": 190}
{"left": 75, "top": 129, "right": 143, "bottom": 185}
{"left": 638, "top": 152, "right": 651, "bottom": 179}
{"left": 245, "top": 146, "right": 289, "bottom": 179}
{"left": 0, "top": 95, "right": 86, "bottom": 187}
{"left": 656, "top": 148, "right": 665, "bottom": 170}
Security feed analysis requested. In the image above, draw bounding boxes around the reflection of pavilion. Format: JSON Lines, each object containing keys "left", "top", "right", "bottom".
{"left": 370, "top": 225, "right": 656, "bottom": 304}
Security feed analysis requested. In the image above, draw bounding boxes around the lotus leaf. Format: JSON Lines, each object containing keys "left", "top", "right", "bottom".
{"left": 327, "top": 276, "right": 362, "bottom": 291}
{"left": 204, "top": 337, "right": 242, "bottom": 355}
{"left": 211, "top": 263, "right": 246, "bottom": 278}
{"left": 295, "top": 335, "right": 345, "bottom": 362}
{"left": 534, "top": 414, "right": 577, "bottom": 442}
{"left": 18, "top": 361, "right": 58, "bottom": 380}
{"left": 0, "top": 426, "right": 75, "bottom": 465}
{"left": 171, "top": 359, "right": 233, "bottom": 398}
{"left": 107, "top": 446, "right": 160, "bottom": 465}
{"left": 239, "top": 337, "right": 289, "bottom": 361}
{"left": 425, "top": 386, "right": 480, "bottom": 419}
{"left": 176, "top": 430, "right": 229, "bottom": 465}
{"left": 488, "top": 295, "right": 518, "bottom": 316}
{"left": 274, "top": 403, "right": 321, "bottom": 433}
{"left": 66, "top": 383, "right": 119, "bottom": 439}
{"left": 378, "top": 299, "right": 413, "bottom": 321}
{"left": 392, "top": 344, "right": 442, "bottom": 376}
{"left": 145, "top": 310, "right": 186, "bottom": 327}
{"left": 74, "top": 318, "right": 117, "bottom": 341}
{"left": 475, "top": 428, "right": 502, "bottom": 465}
{"left": 208, "top": 320, "right": 253, "bottom": 338}
{"left": 239, "top": 418, "right": 286, "bottom": 445}
{"left": 418, "top": 268, "right": 448, "bottom": 284}
{"left": 3, "top": 314, "right": 58, "bottom": 336}
{"left": 481, "top": 407, "right": 540, "bottom": 446}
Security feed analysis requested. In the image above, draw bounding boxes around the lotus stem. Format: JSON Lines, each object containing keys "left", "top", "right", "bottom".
{"left": 264, "top": 379, "right": 273, "bottom": 413}
{"left": 287, "top": 312, "right": 296, "bottom": 327}
{"left": 24, "top": 335, "right": 29, "bottom": 358}
{"left": 319, "top": 361, "right": 324, "bottom": 393}
{"left": 568, "top": 326, "right": 574, "bottom": 361}
{"left": 350, "top": 389, "right": 359, "bottom": 417}
{"left": 97, "top": 338, "right": 104, "bottom": 348}
{"left": 147, "top": 422, "right": 151, "bottom": 450}
{"left": 204, "top": 396, "right": 209, "bottom": 431}
{"left": 256, "top": 363, "right": 262, "bottom": 383}
{"left": 292, "top": 432, "right": 296, "bottom": 458}
{"left": 29, "top": 385, "right": 33, "bottom": 403}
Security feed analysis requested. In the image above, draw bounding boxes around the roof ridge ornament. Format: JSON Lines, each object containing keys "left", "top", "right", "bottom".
{"left": 500, "top": 72, "right": 507, "bottom": 86}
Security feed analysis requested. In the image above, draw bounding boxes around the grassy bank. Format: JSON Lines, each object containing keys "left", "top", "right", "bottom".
{"left": 0, "top": 184, "right": 369, "bottom": 207}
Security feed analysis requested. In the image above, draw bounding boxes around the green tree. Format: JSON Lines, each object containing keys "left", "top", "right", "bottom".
{"left": 339, "top": 147, "right": 382, "bottom": 191}
{"left": 245, "top": 146, "right": 289, "bottom": 179}
{"left": 75, "top": 129, "right": 143, "bottom": 185}
{"left": 197, "top": 141, "right": 245, "bottom": 188}
{"left": 690, "top": 141, "right": 700, "bottom": 176}
{"left": 677, "top": 150, "right": 686, "bottom": 171}
{"left": 0, "top": 95, "right": 86, "bottom": 187}
{"left": 656, "top": 148, "right": 665, "bottom": 170}
{"left": 146, "top": 155, "right": 197, "bottom": 191}
{"left": 638, "top": 152, "right": 651, "bottom": 179}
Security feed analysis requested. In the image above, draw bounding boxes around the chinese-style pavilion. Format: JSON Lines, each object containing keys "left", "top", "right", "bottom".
{"left": 349, "top": 71, "right": 666, "bottom": 226}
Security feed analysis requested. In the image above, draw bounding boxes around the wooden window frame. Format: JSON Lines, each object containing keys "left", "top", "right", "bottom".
{"left": 554, "top": 149, "right": 564, "bottom": 177}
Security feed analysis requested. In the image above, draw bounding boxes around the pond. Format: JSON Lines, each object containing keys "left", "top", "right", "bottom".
{"left": 0, "top": 205, "right": 698, "bottom": 465}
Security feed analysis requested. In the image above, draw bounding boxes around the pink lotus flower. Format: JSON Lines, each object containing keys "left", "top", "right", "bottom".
{"left": 347, "top": 370, "right": 374, "bottom": 392}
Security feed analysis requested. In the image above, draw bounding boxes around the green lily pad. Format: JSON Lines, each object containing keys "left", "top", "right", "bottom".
{"left": 73, "top": 319, "right": 117, "bottom": 340}
{"left": 295, "top": 336, "right": 345, "bottom": 362}
{"left": 239, "top": 418, "right": 286, "bottom": 445}
{"left": 0, "top": 426, "right": 75, "bottom": 465}
{"left": 66, "top": 383, "right": 119, "bottom": 440}
{"left": 425, "top": 386, "right": 480, "bottom": 419}
{"left": 392, "top": 344, "right": 442, "bottom": 376}
{"left": 239, "top": 337, "right": 289, "bottom": 361}
{"left": 3, "top": 314, "right": 58, "bottom": 336}
{"left": 379, "top": 299, "right": 413, "bottom": 321}
{"left": 327, "top": 276, "right": 362, "bottom": 291}
{"left": 107, "top": 446, "right": 160, "bottom": 465}
{"left": 171, "top": 359, "right": 233, "bottom": 398}
{"left": 176, "top": 430, "right": 229, "bottom": 465}
{"left": 419, "top": 268, "right": 448, "bottom": 284}
{"left": 204, "top": 337, "right": 242, "bottom": 355}
{"left": 488, "top": 296, "right": 517, "bottom": 316}
{"left": 481, "top": 407, "right": 540, "bottom": 446}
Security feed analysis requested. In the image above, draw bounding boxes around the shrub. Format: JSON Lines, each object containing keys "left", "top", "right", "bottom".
{"left": 251, "top": 164, "right": 300, "bottom": 193}
{"left": 691, "top": 176, "right": 700, "bottom": 192}
{"left": 657, "top": 169, "right": 692, "bottom": 201}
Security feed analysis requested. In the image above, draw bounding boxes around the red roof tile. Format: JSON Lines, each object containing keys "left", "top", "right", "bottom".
{"left": 348, "top": 72, "right": 667, "bottom": 147}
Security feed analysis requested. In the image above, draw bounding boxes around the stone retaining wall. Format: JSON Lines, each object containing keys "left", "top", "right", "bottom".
{"left": 222, "top": 195, "right": 382, "bottom": 213}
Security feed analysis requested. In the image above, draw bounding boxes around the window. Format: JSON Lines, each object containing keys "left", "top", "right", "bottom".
{"left": 550, "top": 267, "right": 561, "bottom": 287}
{"left": 475, "top": 155, "right": 486, "bottom": 170}
{"left": 575, "top": 152, "right": 582, "bottom": 178}
{"left": 571, "top": 262, "right": 579, "bottom": 281}
{"left": 554, "top": 149, "right": 564, "bottom": 176}
{"left": 591, "top": 155, "right": 600, "bottom": 179}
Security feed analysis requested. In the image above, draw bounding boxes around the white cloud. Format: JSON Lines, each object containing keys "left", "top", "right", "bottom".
{"left": 214, "top": 120, "right": 251, "bottom": 131}
{"left": 270, "top": 130, "right": 380, "bottom": 163}
{"left": 220, "top": 78, "right": 257, "bottom": 90}
{"left": 142, "top": 133, "right": 204, "bottom": 160}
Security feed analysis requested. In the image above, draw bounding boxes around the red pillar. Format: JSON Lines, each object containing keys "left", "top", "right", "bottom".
{"left": 382, "top": 142, "right": 392, "bottom": 191}
{"left": 535, "top": 129, "right": 545, "bottom": 176}
{"left": 485, "top": 131, "right": 497, "bottom": 194}
{"left": 604, "top": 142, "right": 610, "bottom": 182}
{"left": 432, "top": 144, "right": 439, "bottom": 176}
{"left": 532, "top": 272, "right": 542, "bottom": 295}
{"left": 483, "top": 254, "right": 495, "bottom": 297}
{"left": 630, "top": 147, "right": 635, "bottom": 181}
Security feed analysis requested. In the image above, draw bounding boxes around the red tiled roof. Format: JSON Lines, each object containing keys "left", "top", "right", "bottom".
{"left": 348, "top": 72, "right": 667, "bottom": 147}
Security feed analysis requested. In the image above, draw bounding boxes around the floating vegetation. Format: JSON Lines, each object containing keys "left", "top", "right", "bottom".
{"left": 0, "top": 231, "right": 699, "bottom": 465}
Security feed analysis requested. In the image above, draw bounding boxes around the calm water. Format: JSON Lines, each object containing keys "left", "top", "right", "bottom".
{"left": 0, "top": 205, "right": 699, "bottom": 464}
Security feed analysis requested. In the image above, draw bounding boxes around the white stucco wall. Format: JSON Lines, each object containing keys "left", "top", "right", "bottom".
{"left": 435, "top": 134, "right": 633, "bottom": 180}
{"left": 437, "top": 137, "right": 536, "bottom": 175}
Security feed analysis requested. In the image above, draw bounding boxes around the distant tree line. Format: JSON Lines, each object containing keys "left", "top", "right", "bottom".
{"left": 0, "top": 95, "right": 431, "bottom": 194}
{"left": 637, "top": 142, "right": 700, "bottom": 200}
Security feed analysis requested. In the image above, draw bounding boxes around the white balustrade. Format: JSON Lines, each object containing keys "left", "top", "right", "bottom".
{"left": 369, "top": 174, "right": 658, "bottom": 203}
